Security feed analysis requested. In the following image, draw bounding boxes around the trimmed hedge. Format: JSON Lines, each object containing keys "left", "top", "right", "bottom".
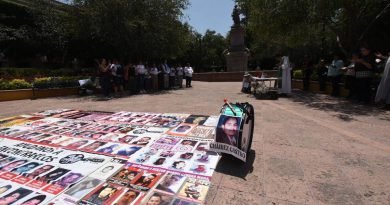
{"left": 33, "top": 76, "right": 86, "bottom": 89}
{"left": 0, "top": 76, "right": 90, "bottom": 90}
{"left": 0, "top": 79, "right": 32, "bottom": 90}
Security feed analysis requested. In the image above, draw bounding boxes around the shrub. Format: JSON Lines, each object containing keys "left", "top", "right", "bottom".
{"left": 293, "top": 70, "right": 303, "bottom": 79}
{"left": 0, "top": 79, "right": 32, "bottom": 90}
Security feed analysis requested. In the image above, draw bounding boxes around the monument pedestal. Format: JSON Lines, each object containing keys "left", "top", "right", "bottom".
{"left": 225, "top": 51, "right": 248, "bottom": 72}
{"left": 225, "top": 25, "right": 249, "bottom": 72}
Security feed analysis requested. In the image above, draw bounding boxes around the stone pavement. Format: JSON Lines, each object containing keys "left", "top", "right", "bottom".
{"left": 0, "top": 81, "right": 389, "bottom": 205}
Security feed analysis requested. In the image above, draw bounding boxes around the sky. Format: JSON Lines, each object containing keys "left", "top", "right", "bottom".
{"left": 57, "top": 0, "right": 235, "bottom": 36}
{"left": 183, "top": 0, "right": 235, "bottom": 36}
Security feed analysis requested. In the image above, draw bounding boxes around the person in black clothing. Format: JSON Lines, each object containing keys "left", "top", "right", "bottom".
{"left": 316, "top": 59, "right": 327, "bottom": 92}
{"left": 355, "top": 46, "right": 376, "bottom": 104}
{"left": 303, "top": 55, "right": 313, "bottom": 91}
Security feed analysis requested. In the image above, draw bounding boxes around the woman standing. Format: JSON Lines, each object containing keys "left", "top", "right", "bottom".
{"left": 97, "top": 58, "right": 112, "bottom": 98}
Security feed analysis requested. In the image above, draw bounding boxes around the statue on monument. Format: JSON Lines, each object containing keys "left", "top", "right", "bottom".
{"left": 232, "top": 5, "right": 240, "bottom": 25}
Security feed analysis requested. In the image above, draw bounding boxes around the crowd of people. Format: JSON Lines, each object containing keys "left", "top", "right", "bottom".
{"left": 96, "top": 59, "right": 194, "bottom": 99}
{"left": 301, "top": 46, "right": 390, "bottom": 107}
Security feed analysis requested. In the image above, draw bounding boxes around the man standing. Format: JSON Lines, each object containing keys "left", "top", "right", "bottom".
{"left": 184, "top": 63, "right": 194, "bottom": 88}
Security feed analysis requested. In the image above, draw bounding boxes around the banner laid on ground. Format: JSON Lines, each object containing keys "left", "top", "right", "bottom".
{"left": 0, "top": 109, "right": 223, "bottom": 205}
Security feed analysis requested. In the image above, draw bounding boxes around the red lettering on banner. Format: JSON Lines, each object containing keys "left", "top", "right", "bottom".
{"left": 11, "top": 176, "right": 32, "bottom": 184}
{"left": 0, "top": 172, "right": 17, "bottom": 180}
{"left": 26, "top": 180, "right": 47, "bottom": 189}
{"left": 42, "top": 184, "right": 65, "bottom": 195}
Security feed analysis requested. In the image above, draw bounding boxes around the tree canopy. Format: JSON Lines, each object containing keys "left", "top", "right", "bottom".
{"left": 237, "top": 0, "right": 390, "bottom": 62}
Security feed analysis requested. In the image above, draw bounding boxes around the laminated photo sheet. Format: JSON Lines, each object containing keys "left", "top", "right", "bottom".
{"left": 141, "top": 174, "right": 210, "bottom": 205}
{"left": 0, "top": 138, "right": 110, "bottom": 201}
{"left": 129, "top": 143, "right": 219, "bottom": 178}
{"left": 0, "top": 181, "right": 56, "bottom": 204}
{"left": 51, "top": 158, "right": 127, "bottom": 205}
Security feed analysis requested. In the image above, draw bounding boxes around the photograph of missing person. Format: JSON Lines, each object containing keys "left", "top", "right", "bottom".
{"left": 115, "top": 146, "right": 141, "bottom": 157}
{"left": 179, "top": 153, "right": 194, "bottom": 160}
{"left": 81, "top": 141, "right": 107, "bottom": 152}
{"left": 22, "top": 165, "right": 54, "bottom": 179}
{"left": 18, "top": 194, "right": 46, "bottom": 205}
{"left": 90, "top": 162, "right": 123, "bottom": 180}
{"left": 117, "top": 135, "right": 137, "bottom": 143}
{"left": 0, "top": 184, "right": 12, "bottom": 195}
{"left": 80, "top": 183, "right": 123, "bottom": 205}
{"left": 143, "top": 192, "right": 173, "bottom": 205}
{"left": 109, "top": 167, "right": 141, "bottom": 186}
{"left": 100, "top": 133, "right": 121, "bottom": 141}
{"left": 171, "top": 161, "right": 186, "bottom": 170}
{"left": 52, "top": 172, "right": 84, "bottom": 188}
{"left": 178, "top": 178, "right": 210, "bottom": 202}
{"left": 130, "top": 137, "right": 151, "bottom": 146}
{"left": 0, "top": 159, "right": 28, "bottom": 172}
{"left": 0, "top": 187, "right": 33, "bottom": 205}
{"left": 102, "top": 126, "right": 122, "bottom": 133}
{"left": 167, "top": 123, "right": 196, "bottom": 136}
{"left": 52, "top": 137, "right": 74, "bottom": 146}
{"left": 155, "top": 173, "right": 185, "bottom": 194}
{"left": 190, "top": 163, "right": 207, "bottom": 174}
{"left": 36, "top": 168, "right": 70, "bottom": 183}
{"left": 152, "top": 158, "right": 166, "bottom": 166}
{"left": 0, "top": 157, "right": 16, "bottom": 168}
{"left": 38, "top": 135, "right": 63, "bottom": 145}
{"left": 131, "top": 171, "right": 161, "bottom": 190}
{"left": 136, "top": 153, "right": 153, "bottom": 163}
{"left": 215, "top": 115, "right": 242, "bottom": 147}
{"left": 159, "top": 151, "right": 175, "bottom": 158}
{"left": 96, "top": 144, "right": 121, "bottom": 154}
{"left": 64, "top": 177, "right": 103, "bottom": 200}
{"left": 184, "top": 115, "right": 209, "bottom": 125}
{"left": 65, "top": 139, "right": 90, "bottom": 149}
{"left": 155, "top": 137, "right": 180, "bottom": 145}
{"left": 11, "top": 162, "right": 41, "bottom": 174}
{"left": 90, "top": 132, "right": 108, "bottom": 140}
{"left": 112, "top": 189, "right": 141, "bottom": 205}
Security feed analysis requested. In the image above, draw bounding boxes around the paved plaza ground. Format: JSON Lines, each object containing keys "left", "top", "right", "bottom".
{"left": 0, "top": 81, "right": 389, "bottom": 205}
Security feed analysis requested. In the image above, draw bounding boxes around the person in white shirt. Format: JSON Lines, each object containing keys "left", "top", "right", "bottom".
{"left": 176, "top": 64, "right": 184, "bottom": 88}
{"left": 327, "top": 54, "right": 344, "bottom": 97}
{"left": 184, "top": 63, "right": 194, "bottom": 88}
{"left": 136, "top": 61, "right": 147, "bottom": 93}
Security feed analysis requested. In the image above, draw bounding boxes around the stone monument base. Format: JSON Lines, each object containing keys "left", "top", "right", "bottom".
{"left": 225, "top": 51, "right": 248, "bottom": 72}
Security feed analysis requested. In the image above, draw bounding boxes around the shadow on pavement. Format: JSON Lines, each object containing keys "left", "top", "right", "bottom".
{"left": 289, "top": 90, "right": 388, "bottom": 121}
{"left": 215, "top": 149, "right": 255, "bottom": 179}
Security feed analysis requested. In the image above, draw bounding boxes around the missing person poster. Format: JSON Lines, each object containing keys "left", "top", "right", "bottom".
{"left": 210, "top": 114, "right": 247, "bottom": 162}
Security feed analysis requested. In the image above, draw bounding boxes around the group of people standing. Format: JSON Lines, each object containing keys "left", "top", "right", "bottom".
{"left": 96, "top": 59, "right": 194, "bottom": 98}
{"left": 302, "top": 46, "right": 390, "bottom": 107}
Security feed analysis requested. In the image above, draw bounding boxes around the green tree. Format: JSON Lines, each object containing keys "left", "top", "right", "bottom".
{"left": 238, "top": 0, "right": 390, "bottom": 58}
{"left": 71, "top": 0, "right": 191, "bottom": 61}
